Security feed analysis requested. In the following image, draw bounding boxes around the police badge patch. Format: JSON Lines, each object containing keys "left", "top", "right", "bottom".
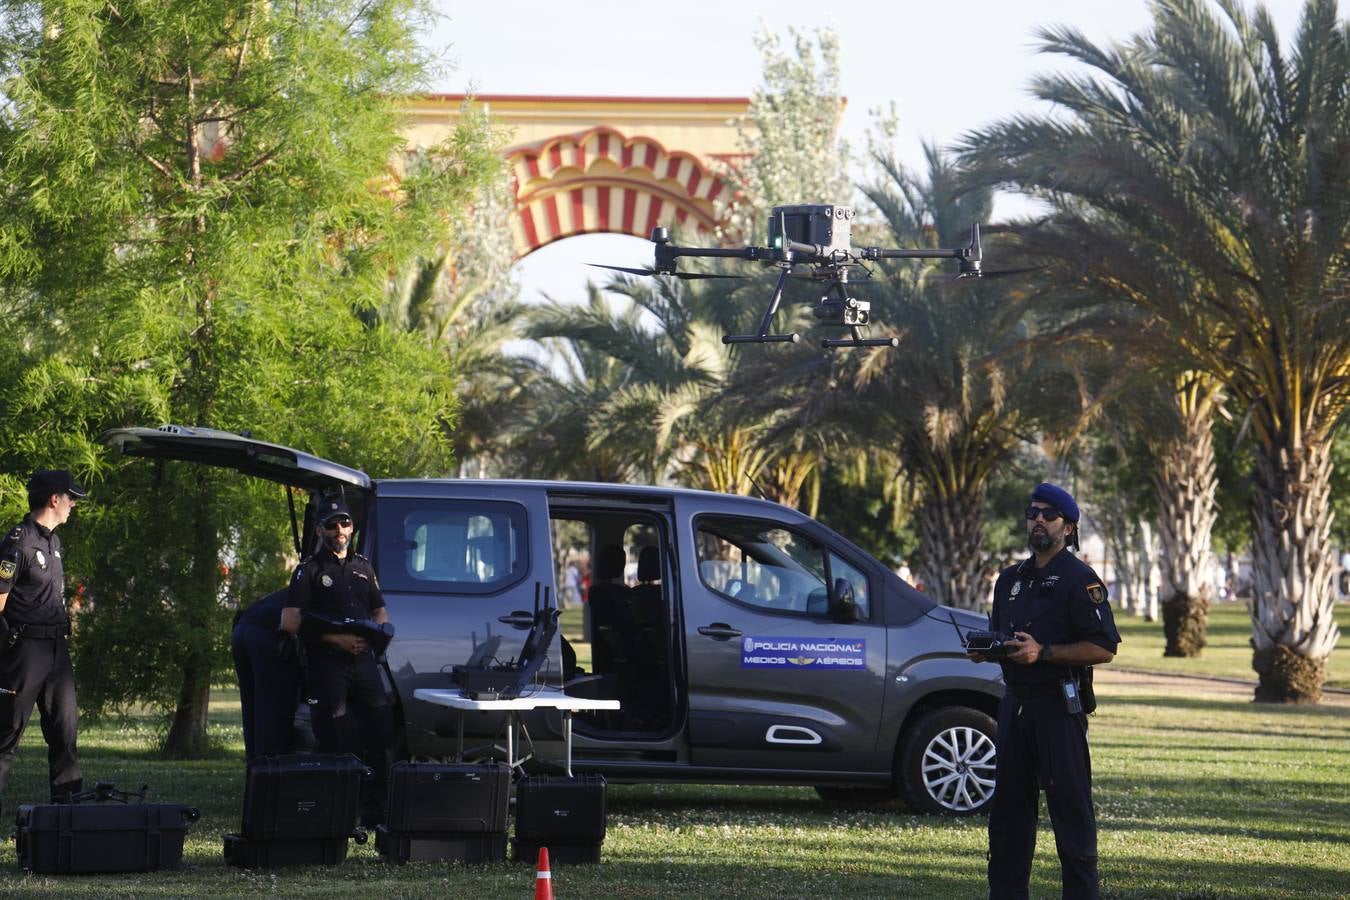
{"left": 35, "top": 550, "right": 47, "bottom": 569}
{"left": 0, "top": 559, "right": 15, "bottom": 581}
{"left": 320, "top": 574, "right": 333, "bottom": 587}
{"left": 1010, "top": 581, "right": 1022, "bottom": 599}
{"left": 1086, "top": 583, "right": 1107, "bottom": 604}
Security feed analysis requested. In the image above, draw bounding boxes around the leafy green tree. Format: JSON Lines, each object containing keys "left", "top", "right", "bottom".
{"left": 751, "top": 144, "right": 1061, "bottom": 609}
{"left": 960, "top": 0, "right": 1349, "bottom": 700}
{"left": 0, "top": 0, "right": 499, "bottom": 754}
{"left": 717, "top": 27, "right": 853, "bottom": 243}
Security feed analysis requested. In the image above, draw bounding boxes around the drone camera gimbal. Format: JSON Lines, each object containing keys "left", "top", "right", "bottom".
{"left": 598, "top": 204, "right": 985, "bottom": 350}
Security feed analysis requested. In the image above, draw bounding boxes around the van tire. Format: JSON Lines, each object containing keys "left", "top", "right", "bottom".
{"left": 897, "top": 707, "right": 997, "bottom": 815}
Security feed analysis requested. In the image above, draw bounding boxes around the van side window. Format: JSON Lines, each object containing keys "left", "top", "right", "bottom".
{"left": 375, "top": 498, "right": 527, "bottom": 595}
{"left": 696, "top": 517, "right": 868, "bottom": 618}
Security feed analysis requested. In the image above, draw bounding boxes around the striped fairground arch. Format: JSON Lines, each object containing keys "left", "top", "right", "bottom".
{"left": 508, "top": 125, "right": 731, "bottom": 256}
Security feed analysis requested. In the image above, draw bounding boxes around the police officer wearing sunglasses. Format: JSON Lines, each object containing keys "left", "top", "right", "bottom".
{"left": 282, "top": 496, "right": 393, "bottom": 824}
{"left": 969, "top": 482, "right": 1121, "bottom": 900}
{"left": 0, "top": 470, "right": 88, "bottom": 807}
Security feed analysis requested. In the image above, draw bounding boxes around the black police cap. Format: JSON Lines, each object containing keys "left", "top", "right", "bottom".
{"left": 27, "top": 469, "right": 88, "bottom": 500}
{"left": 317, "top": 497, "right": 352, "bottom": 523}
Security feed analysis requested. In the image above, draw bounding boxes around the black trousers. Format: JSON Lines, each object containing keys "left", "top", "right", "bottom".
{"left": 988, "top": 692, "right": 1099, "bottom": 900}
{"left": 0, "top": 637, "right": 82, "bottom": 800}
{"left": 230, "top": 622, "right": 300, "bottom": 761}
{"left": 305, "top": 647, "right": 394, "bottom": 819}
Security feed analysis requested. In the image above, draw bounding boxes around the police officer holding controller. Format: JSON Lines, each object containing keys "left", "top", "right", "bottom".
{"left": 281, "top": 495, "right": 393, "bottom": 824}
{"left": 0, "top": 470, "right": 87, "bottom": 806}
{"left": 970, "top": 482, "right": 1121, "bottom": 900}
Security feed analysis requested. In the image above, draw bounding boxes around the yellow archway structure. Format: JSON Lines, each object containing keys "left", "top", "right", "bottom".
{"left": 403, "top": 95, "right": 752, "bottom": 258}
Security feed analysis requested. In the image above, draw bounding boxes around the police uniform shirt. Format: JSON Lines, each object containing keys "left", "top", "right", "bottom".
{"left": 0, "top": 515, "right": 69, "bottom": 626}
{"left": 287, "top": 549, "right": 384, "bottom": 627}
{"left": 990, "top": 547, "right": 1121, "bottom": 688}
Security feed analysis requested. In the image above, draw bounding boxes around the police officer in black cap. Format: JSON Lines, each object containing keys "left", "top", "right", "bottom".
{"left": 970, "top": 482, "right": 1121, "bottom": 900}
{"left": 0, "top": 470, "right": 87, "bottom": 804}
{"left": 281, "top": 495, "right": 393, "bottom": 823}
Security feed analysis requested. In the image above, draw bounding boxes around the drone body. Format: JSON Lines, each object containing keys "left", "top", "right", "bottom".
{"left": 594, "top": 204, "right": 987, "bottom": 349}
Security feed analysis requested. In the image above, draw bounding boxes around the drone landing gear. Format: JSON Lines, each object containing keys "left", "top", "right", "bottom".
{"left": 821, "top": 328, "right": 901, "bottom": 349}
{"left": 721, "top": 267, "right": 801, "bottom": 345}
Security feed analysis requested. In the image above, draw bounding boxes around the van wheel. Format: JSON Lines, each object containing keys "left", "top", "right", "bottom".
{"left": 814, "top": 784, "right": 898, "bottom": 808}
{"left": 897, "top": 707, "right": 997, "bottom": 815}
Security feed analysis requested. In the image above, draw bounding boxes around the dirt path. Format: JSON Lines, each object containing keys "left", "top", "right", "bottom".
{"left": 1099, "top": 666, "right": 1350, "bottom": 708}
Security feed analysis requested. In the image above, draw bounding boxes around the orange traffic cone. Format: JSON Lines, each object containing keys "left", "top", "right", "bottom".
{"left": 534, "top": 847, "right": 554, "bottom": 900}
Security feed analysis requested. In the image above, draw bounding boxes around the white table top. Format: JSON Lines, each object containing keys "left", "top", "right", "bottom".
{"left": 413, "top": 686, "right": 620, "bottom": 712}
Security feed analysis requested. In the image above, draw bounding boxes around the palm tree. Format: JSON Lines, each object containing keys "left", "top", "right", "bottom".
{"left": 960, "top": 0, "right": 1349, "bottom": 700}
{"left": 750, "top": 145, "right": 1059, "bottom": 609}
{"left": 527, "top": 271, "right": 819, "bottom": 499}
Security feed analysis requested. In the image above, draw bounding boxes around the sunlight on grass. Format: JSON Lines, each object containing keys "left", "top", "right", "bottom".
{"left": 0, "top": 632, "right": 1344, "bottom": 897}
{"left": 1112, "top": 602, "right": 1349, "bottom": 690}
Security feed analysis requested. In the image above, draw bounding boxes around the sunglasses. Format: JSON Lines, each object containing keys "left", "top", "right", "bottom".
{"left": 322, "top": 517, "right": 353, "bottom": 530}
{"left": 1025, "top": 507, "right": 1064, "bottom": 522}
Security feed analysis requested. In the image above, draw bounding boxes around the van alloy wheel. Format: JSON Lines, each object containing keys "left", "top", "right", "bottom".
{"left": 898, "top": 707, "right": 997, "bottom": 815}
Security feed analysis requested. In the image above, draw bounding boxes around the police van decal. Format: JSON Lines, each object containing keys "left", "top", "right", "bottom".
{"left": 741, "top": 636, "right": 865, "bottom": 669}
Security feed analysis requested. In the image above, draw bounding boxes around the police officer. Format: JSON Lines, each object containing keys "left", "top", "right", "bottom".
{"left": 281, "top": 496, "right": 393, "bottom": 823}
{"left": 970, "top": 482, "right": 1121, "bottom": 900}
{"left": 230, "top": 588, "right": 299, "bottom": 761}
{"left": 0, "top": 470, "right": 87, "bottom": 805}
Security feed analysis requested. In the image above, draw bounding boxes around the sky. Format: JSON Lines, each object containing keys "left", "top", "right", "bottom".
{"left": 425, "top": 0, "right": 1308, "bottom": 304}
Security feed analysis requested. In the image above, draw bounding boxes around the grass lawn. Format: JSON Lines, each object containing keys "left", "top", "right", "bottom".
{"left": 1112, "top": 600, "right": 1350, "bottom": 691}
{"left": 0, "top": 665, "right": 1346, "bottom": 897}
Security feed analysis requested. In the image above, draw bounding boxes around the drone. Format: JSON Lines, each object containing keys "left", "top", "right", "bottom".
{"left": 592, "top": 204, "right": 987, "bottom": 350}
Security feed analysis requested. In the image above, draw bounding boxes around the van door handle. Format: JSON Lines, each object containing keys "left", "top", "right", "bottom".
{"left": 497, "top": 611, "right": 535, "bottom": 628}
{"left": 697, "top": 623, "right": 742, "bottom": 640}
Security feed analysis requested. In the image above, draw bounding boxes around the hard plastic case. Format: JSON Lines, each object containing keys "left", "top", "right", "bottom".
{"left": 512, "top": 774, "right": 606, "bottom": 864}
{"left": 223, "top": 832, "right": 350, "bottom": 868}
{"left": 241, "top": 753, "right": 371, "bottom": 840}
{"left": 16, "top": 802, "right": 200, "bottom": 874}
{"left": 374, "top": 826, "right": 507, "bottom": 864}
{"left": 385, "top": 761, "right": 510, "bottom": 834}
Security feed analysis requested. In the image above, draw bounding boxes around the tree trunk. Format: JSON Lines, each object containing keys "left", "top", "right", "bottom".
{"left": 162, "top": 656, "right": 212, "bottom": 758}
{"left": 915, "top": 485, "right": 989, "bottom": 610}
{"left": 1142, "top": 521, "right": 1160, "bottom": 622}
{"left": 1249, "top": 432, "right": 1341, "bottom": 704}
{"left": 1154, "top": 379, "right": 1219, "bottom": 656}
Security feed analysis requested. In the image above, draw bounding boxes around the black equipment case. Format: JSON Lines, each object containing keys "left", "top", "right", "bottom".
{"left": 16, "top": 800, "right": 200, "bottom": 874}
{"left": 240, "top": 753, "right": 371, "bottom": 840}
{"left": 376, "top": 761, "right": 511, "bottom": 864}
{"left": 385, "top": 761, "right": 510, "bottom": 834}
{"left": 226, "top": 753, "right": 370, "bottom": 868}
{"left": 512, "top": 774, "right": 607, "bottom": 864}
{"left": 374, "top": 827, "right": 507, "bottom": 864}
{"left": 223, "top": 832, "right": 351, "bottom": 869}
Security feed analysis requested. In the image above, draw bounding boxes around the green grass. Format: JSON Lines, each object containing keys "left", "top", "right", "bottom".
{"left": 1112, "top": 601, "right": 1350, "bottom": 691}
{"left": 0, "top": 674, "right": 1346, "bottom": 897}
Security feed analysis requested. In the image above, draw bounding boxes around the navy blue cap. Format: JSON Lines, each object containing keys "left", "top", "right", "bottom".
{"left": 1030, "top": 482, "right": 1078, "bottom": 523}
{"left": 27, "top": 469, "right": 88, "bottom": 499}
{"left": 317, "top": 496, "right": 351, "bottom": 523}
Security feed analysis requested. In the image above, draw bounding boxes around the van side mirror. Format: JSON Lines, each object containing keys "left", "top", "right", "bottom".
{"left": 829, "top": 577, "right": 859, "bottom": 623}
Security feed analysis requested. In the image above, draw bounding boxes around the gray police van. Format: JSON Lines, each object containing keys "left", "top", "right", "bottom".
{"left": 105, "top": 425, "right": 1003, "bottom": 815}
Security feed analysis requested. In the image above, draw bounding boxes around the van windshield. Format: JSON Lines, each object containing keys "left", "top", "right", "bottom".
{"left": 375, "top": 498, "right": 527, "bottom": 595}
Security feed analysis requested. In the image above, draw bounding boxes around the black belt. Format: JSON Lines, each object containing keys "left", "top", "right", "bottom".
{"left": 1005, "top": 681, "right": 1064, "bottom": 700}
{"left": 14, "top": 621, "right": 71, "bottom": 640}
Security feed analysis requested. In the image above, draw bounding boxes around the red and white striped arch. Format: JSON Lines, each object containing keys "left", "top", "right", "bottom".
{"left": 508, "top": 125, "right": 731, "bottom": 257}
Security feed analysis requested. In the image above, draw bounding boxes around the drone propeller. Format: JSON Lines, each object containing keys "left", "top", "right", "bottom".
{"left": 937, "top": 265, "right": 1044, "bottom": 284}
{"left": 587, "top": 263, "right": 742, "bottom": 281}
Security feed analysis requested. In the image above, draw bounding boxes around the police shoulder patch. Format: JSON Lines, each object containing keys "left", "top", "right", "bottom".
{"left": 0, "top": 559, "right": 16, "bottom": 581}
{"left": 1086, "top": 582, "right": 1107, "bottom": 604}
